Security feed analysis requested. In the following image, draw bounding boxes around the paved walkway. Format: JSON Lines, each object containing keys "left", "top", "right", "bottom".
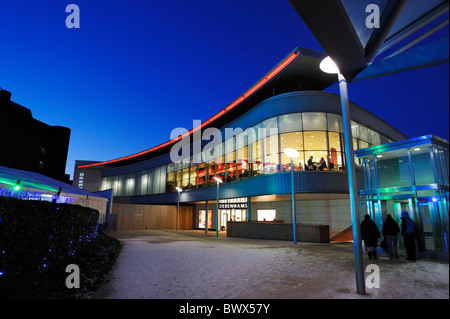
{"left": 92, "top": 229, "right": 449, "bottom": 299}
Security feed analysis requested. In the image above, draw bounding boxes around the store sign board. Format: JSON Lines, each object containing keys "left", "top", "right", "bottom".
{"left": 218, "top": 203, "right": 248, "bottom": 209}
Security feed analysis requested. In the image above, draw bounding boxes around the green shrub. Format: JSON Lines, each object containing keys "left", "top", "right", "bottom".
{"left": 0, "top": 196, "right": 106, "bottom": 298}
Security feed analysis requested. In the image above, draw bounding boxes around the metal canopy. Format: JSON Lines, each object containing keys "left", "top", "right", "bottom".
{"left": 289, "top": 0, "right": 449, "bottom": 82}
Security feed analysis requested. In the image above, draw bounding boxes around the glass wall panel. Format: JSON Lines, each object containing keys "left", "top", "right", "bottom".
{"left": 360, "top": 140, "right": 369, "bottom": 149}
{"left": 197, "top": 163, "right": 207, "bottom": 187}
{"left": 100, "top": 177, "right": 111, "bottom": 191}
{"left": 250, "top": 140, "right": 263, "bottom": 176}
{"left": 280, "top": 132, "right": 304, "bottom": 171}
{"left": 215, "top": 155, "right": 226, "bottom": 182}
{"left": 182, "top": 167, "right": 190, "bottom": 188}
{"left": 224, "top": 136, "right": 234, "bottom": 155}
{"left": 359, "top": 125, "right": 370, "bottom": 143}
{"left": 237, "top": 146, "right": 249, "bottom": 179}
{"left": 353, "top": 137, "right": 359, "bottom": 151}
{"left": 189, "top": 166, "right": 197, "bottom": 188}
{"left": 377, "top": 149, "right": 412, "bottom": 188}
{"left": 411, "top": 145, "right": 435, "bottom": 186}
{"left": 112, "top": 176, "right": 122, "bottom": 196}
{"left": 139, "top": 171, "right": 148, "bottom": 195}
{"left": 208, "top": 160, "right": 216, "bottom": 186}
{"left": 125, "top": 175, "right": 135, "bottom": 196}
{"left": 167, "top": 171, "right": 176, "bottom": 192}
{"left": 438, "top": 146, "right": 449, "bottom": 186}
{"left": 236, "top": 131, "right": 247, "bottom": 150}
{"left": 261, "top": 117, "right": 278, "bottom": 136}
{"left": 225, "top": 151, "right": 237, "bottom": 182}
{"left": 304, "top": 131, "right": 327, "bottom": 151}
{"left": 264, "top": 134, "right": 279, "bottom": 174}
{"left": 328, "top": 132, "right": 342, "bottom": 153}
{"left": 303, "top": 112, "right": 327, "bottom": 131}
{"left": 147, "top": 170, "right": 153, "bottom": 194}
{"left": 327, "top": 113, "right": 343, "bottom": 132}
{"left": 278, "top": 113, "right": 302, "bottom": 133}
{"left": 351, "top": 121, "right": 359, "bottom": 139}
{"left": 327, "top": 132, "right": 342, "bottom": 171}
{"left": 370, "top": 130, "right": 381, "bottom": 145}
{"left": 176, "top": 169, "right": 182, "bottom": 188}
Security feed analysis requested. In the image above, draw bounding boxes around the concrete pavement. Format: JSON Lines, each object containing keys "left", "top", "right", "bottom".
{"left": 92, "top": 229, "right": 449, "bottom": 299}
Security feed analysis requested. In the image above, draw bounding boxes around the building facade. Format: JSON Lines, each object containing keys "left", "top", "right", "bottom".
{"left": 0, "top": 89, "right": 71, "bottom": 183}
{"left": 76, "top": 47, "right": 408, "bottom": 238}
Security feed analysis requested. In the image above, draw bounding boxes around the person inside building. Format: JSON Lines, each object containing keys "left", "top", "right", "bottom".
{"left": 318, "top": 157, "right": 327, "bottom": 171}
{"left": 307, "top": 156, "right": 316, "bottom": 170}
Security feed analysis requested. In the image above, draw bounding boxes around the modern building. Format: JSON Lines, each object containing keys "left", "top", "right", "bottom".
{"left": 0, "top": 89, "right": 71, "bottom": 183}
{"left": 355, "top": 135, "right": 449, "bottom": 260}
{"left": 75, "top": 47, "right": 408, "bottom": 238}
{"left": 73, "top": 160, "right": 104, "bottom": 192}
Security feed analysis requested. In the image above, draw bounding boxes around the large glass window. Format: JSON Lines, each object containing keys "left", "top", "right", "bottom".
{"left": 278, "top": 113, "right": 302, "bottom": 133}
{"left": 376, "top": 149, "right": 412, "bottom": 188}
{"left": 237, "top": 146, "right": 249, "bottom": 179}
{"left": 327, "top": 113, "right": 343, "bottom": 132}
{"left": 261, "top": 117, "right": 278, "bottom": 136}
{"left": 280, "top": 132, "right": 304, "bottom": 171}
{"left": 359, "top": 125, "right": 370, "bottom": 143}
{"left": 411, "top": 145, "right": 435, "bottom": 186}
{"left": 303, "top": 112, "right": 327, "bottom": 131}
{"left": 250, "top": 139, "right": 263, "bottom": 176}
{"left": 264, "top": 134, "right": 279, "bottom": 174}
{"left": 189, "top": 166, "right": 197, "bottom": 189}
{"left": 437, "top": 145, "right": 449, "bottom": 186}
{"left": 163, "top": 112, "right": 395, "bottom": 192}
{"left": 197, "top": 163, "right": 207, "bottom": 187}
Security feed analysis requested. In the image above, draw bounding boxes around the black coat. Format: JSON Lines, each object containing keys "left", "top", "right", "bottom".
{"left": 361, "top": 218, "right": 381, "bottom": 241}
{"left": 382, "top": 217, "right": 400, "bottom": 236}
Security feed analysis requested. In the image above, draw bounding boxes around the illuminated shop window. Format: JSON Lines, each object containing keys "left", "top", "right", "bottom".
{"left": 257, "top": 209, "right": 277, "bottom": 221}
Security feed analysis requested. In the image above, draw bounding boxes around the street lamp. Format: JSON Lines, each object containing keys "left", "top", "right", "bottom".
{"left": 213, "top": 177, "right": 222, "bottom": 238}
{"left": 284, "top": 148, "right": 299, "bottom": 244}
{"left": 320, "top": 56, "right": 365, "bottom": 295}
{"left": 175, "top": 187, "right": 182, "bottom": 231}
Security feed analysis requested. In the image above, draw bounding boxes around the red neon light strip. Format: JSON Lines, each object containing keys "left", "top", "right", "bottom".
{"left": 78, "top": 50, "right": 299, "bottom": 169}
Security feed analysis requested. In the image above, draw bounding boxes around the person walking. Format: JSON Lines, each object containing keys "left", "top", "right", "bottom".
{"left": 382, "top": 214, "right": 400, "bottom": 259}
{"left": 361, "top": 214, "right": 381, "bottom": 259}
{"left": 401, "top": 211, "right": 417, "bottom": 261}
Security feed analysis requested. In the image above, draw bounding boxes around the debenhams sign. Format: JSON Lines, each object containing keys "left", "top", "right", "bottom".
{"left": 218, "top": 203, "right": 248, "bottom": 209}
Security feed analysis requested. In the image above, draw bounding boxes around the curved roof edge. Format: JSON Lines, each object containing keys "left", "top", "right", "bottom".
{"left": 78, "top": 47, "right": 339, "bottom": 169}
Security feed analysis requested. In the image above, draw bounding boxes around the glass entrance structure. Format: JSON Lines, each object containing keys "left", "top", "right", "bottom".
{"left": 355, "top": 135, "right": 449, "bottom": 260}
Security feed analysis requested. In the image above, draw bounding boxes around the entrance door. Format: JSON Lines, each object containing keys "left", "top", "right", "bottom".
{"left": 365, "top": 196, "right": 414, "bottom": 251}
{"left": 418, "top": 200, "right": 448, "bottom": 253}
{"left": 220, "top": 210, "right": 229, "bottom": 231}
{"left": 419, "top": 202, "right": 436, "bottom": 250}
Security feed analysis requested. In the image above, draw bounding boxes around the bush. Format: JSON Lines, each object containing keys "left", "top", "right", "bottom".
{"left": 0, "top": 196, "right": 120, "bottom": 298}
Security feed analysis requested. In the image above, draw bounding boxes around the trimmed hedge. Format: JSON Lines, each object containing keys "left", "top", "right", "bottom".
{"left": 0, "top": 196, "right": 101, "bottom": 298}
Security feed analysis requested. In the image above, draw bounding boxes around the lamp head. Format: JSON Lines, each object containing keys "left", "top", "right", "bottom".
{"left": 320, "top": 56, "right": 339, "bottom": 74}
{"left": 284, "top": 148, "right": 299, "bottom": 159}
{"left": 213, "top": 177, "right": 222, "bottom": 183}
{"left": 175, "top": 187, "right": 182, "bottom": 192}
{"left": 13, "top": 180, "right": 21, "bottom": 191}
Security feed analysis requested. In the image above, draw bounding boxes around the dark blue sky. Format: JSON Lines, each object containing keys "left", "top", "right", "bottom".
{"left": 1, "top": 1, "right": 448, "bottom": 179}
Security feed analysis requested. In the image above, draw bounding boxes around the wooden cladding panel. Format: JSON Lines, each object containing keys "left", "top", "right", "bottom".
{"left": 112, "top": 203, "right": 194, "bottom": 230}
